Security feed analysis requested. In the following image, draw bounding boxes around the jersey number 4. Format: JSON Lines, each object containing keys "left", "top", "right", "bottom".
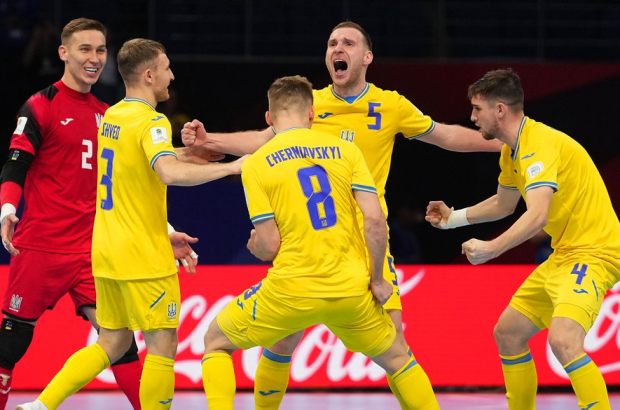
{"left": 99, "top": 148, "right": 115, "bottom": 210}
{"left": 297, "top": 165, "right": 337, "bottom": 230}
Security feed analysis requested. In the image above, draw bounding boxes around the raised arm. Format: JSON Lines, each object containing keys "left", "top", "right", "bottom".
{"left": 426, "top": 184, "right": 522, "bottom": 229}
{"left": 461, "top": 186, "right": 552, "bottom": 264}
{"left": 181, "top": 119, "right": 275, "bottom": 156}
{"left": 418, "top": 122, "right": 504, "bottom": 152}
{"left": 153, "top": 154, "right": 247, "bottom": 186}
{"left": 246, "top": 219, "right": 281, "bottom": 261}
{"left": 353, "top": 190, "right": 391, "bottom": 305}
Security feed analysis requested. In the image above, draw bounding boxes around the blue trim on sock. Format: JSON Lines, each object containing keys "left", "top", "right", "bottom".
{"left": 393, "top": 359, "right": 418, "bottom": 380}
{"left": 500, "top": 352, "right": 533, "bottom": 365}
{"left": 262, "top": 349, "right": 292, "bottom": 363}
{"left": 565, "top": 354, "right": 592, "bottom": 374}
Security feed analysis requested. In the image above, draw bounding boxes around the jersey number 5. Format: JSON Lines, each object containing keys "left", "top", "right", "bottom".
{"left": 99, "top": 148, "right": 115, "bottom": 210}
{"left": 297, "top": 165, "right": 337, "bottom": 230}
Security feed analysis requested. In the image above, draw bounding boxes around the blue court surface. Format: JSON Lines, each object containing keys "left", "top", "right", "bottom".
{"left": 8, "top": 391, "right": 620, "bottom": 409}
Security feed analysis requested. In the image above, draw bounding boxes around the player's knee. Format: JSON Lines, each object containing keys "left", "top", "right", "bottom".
{"left": 493, "top": 321, "right": 517, "bottom": 348}
{"left": 548, "top": 331, "right": 581, "bottom": 364}
{"left": 0, "top": 319, "right": 35, "bottom": 369}
{"left": 112, "top": 335, "right": 140, "bottom": 365}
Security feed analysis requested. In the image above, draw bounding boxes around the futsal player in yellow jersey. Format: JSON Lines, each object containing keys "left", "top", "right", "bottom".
{"left": 182, "top": 21, "right": 501, "bottom": 409}
{"left": 16, "top": 39, "right": 246, "bottom": 410}
{"left": 426, "top": 69, "right": 620, "bottom": 410}
{"left": 201, "top": 75, "right": 439, "bottom": 410}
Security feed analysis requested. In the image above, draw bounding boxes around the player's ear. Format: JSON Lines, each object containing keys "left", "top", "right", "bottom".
{"left": 58, "top": 45, "right": 68, "bottom": 62}
{"left": 144, "top": 68, "right": 154, "bottom": 84}
{"left": 265, "top": 111, "right": 274, "bottom": 127}
{"left": 309, "top": 105, "right": 315, "bottom": 124}
{"left": 364, "top": 50, "right": 373, "bottom": 66}
{"left": 497, "top": 102, "right": 506, "bottom": 118}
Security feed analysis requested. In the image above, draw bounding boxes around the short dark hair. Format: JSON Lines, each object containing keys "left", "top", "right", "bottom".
{"left": 117, "top": 38, "right": 166, "bottom": 85}
{"left": 268, "top": 75, "right": 314, "bottom": 120}
{"left": 61, "top": 18, "right": 107, "bottom": 45}
{"left": 468, "top": 68, "right": 524, "bottom": 112}
{"left": 331, "top": 21, "right": 372, "bottom": 51}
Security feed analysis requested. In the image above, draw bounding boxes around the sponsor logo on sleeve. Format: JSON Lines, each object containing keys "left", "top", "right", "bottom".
{"left": 14, "top": 117, "right": 27, "bottom": 135}
{"left": 151, "top": 127, "right": 169, "bottom": 144}
{"left": 526, "top": 161, "right": 544, "bottom": 180}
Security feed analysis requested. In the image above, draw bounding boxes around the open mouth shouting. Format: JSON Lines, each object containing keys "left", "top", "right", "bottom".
{"left": 333, "top": 59, "right": 348, "bottom": 78}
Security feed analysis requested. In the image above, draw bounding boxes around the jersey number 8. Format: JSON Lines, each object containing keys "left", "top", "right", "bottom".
{"left": 297, "top": 165, "right": 337, "bottom": 230}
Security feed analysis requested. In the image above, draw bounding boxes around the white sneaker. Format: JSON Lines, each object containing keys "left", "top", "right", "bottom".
{"left": 15, "top": 400, "right": 48, "bottom": 410}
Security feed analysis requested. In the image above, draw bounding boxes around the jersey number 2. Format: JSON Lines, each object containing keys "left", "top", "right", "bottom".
{"left": 99, "top": 148, "right": 114, "bottom": 210}
{"left": 297, "top": 165, "right": 337, "bottom": 230}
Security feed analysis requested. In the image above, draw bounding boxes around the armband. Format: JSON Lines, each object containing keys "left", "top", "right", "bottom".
{"left": 0, "top": 204, "right": 17, "bottom": 225}
{"left": 440, "top": 208, "right": 470, "bottom": 229}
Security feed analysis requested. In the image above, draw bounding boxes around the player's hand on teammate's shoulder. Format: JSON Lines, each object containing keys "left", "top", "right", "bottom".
{"left": 1, "top": 213, "right": 20, "bottom": 256}
{"left": 230, "top": 154, "right": 250, "bottom": 175}
{"left": 181, "top": 119, "right": 208, "bottom": 148}
{"left": 370, "top": 278, "right": 393, "bottom": 306}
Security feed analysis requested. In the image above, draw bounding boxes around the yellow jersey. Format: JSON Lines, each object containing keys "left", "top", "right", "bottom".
{"left": 498, "top": 117, "right": 620, "bottom": 255}
{"left": 312, "top": 83, "right": 434, "bottom": 218}
{"left": 242, "top": 127, "right": 378, "bottom": 298}
{"left": 92, "top": 98, "right": 178, "bottom": 280}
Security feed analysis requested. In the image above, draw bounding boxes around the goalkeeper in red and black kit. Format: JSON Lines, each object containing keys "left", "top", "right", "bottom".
{"left": 0, "top": 18, "right": 143, "bottom": 410}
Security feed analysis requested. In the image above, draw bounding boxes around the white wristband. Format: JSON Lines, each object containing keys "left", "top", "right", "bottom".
{"left": 440, "top": 207, "right": 470, "bottom": 229}
{"left": 167, "top": 222, "right": 175, "bottom": 235}
{"left": 0, "top": 204, "right": 17, "bottom": 225}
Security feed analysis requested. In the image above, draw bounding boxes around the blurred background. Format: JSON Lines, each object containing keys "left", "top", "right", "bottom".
{"left": 2, "top": 0, "right": 619, "bottom": 266}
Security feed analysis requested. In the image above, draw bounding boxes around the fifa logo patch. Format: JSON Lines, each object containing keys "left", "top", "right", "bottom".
{"left": 13, "top": 117, "right": 27, "bottom": 135}
{"left": 167, "top": 302, "right": 177, "bottom": 320}
{"left": 150, "top": 126, "right": 168, "bottom": 144}
{"left": 526, "top": 161, "right": 544, "bottom": 180}
{"left": 9, "top": 294, "right": 22, "bottom": 312}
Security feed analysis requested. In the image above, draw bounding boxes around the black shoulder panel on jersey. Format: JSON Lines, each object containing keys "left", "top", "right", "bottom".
{"left": 16, "top": 85, "right": 59, "bottom": 153}
{"left": 38, "top": 83, "right": 60, "bottom": 101}
{"left": 0, "top": 149, "right": 35, "bottom": 187}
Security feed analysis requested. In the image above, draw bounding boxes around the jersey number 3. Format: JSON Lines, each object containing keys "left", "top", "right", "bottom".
{"left": 99, "top": 148, "right": 115, "bottom": 210}
{"left": 297, "top": 165, "right": 337, "bottom": 230}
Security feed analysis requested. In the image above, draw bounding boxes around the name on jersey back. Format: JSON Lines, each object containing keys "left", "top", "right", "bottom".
{"left": 266, "top": 145, "right": 342, "bottom": 167}
{"left": 101, "top": 122, "right": 121, "bottom": 140}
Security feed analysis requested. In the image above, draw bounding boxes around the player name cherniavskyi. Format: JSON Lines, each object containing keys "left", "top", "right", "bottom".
{"left": 266, "top": 145, "right": 342, "bottom": 167}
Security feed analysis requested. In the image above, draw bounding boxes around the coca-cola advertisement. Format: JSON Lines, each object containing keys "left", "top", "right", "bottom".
{"left": 2, "top": 265, "right": 619, "bottom": 390}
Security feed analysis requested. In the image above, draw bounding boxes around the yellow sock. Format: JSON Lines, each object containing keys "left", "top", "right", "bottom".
{"left": 386, "top": 346, "right": 412, "bottom": 409}
{"left": 565, "top": 353, "right": 611, "bottom": 410}
{"left": 39, "top": 343, "right": 110, "bottom": 410}
{"left": 500, "top": 350, "right": 537, "bottom": 410}
{"left": 202, "top": 352, "right": 236, "bottom": 410}
{"left": 391, "top": 355, "right": 439, "bottom": 410}
{"left": 139, "top": 354, "right": 175, "bottom": 410}
{"left": 254, "top": 349, "right": 291, "bottom": 410}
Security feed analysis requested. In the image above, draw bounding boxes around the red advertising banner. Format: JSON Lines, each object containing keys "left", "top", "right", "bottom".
{"left": 3, "top": 265, "right": 619, "bottom": 390}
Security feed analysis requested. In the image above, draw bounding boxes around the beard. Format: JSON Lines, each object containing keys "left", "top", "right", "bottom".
{"left": 481, "top": 130, "right": 496, "bottom": 140}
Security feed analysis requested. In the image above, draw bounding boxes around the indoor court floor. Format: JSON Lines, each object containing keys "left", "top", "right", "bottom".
{"left": 8, "top": 391, "right": 620, "bottom": 409}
